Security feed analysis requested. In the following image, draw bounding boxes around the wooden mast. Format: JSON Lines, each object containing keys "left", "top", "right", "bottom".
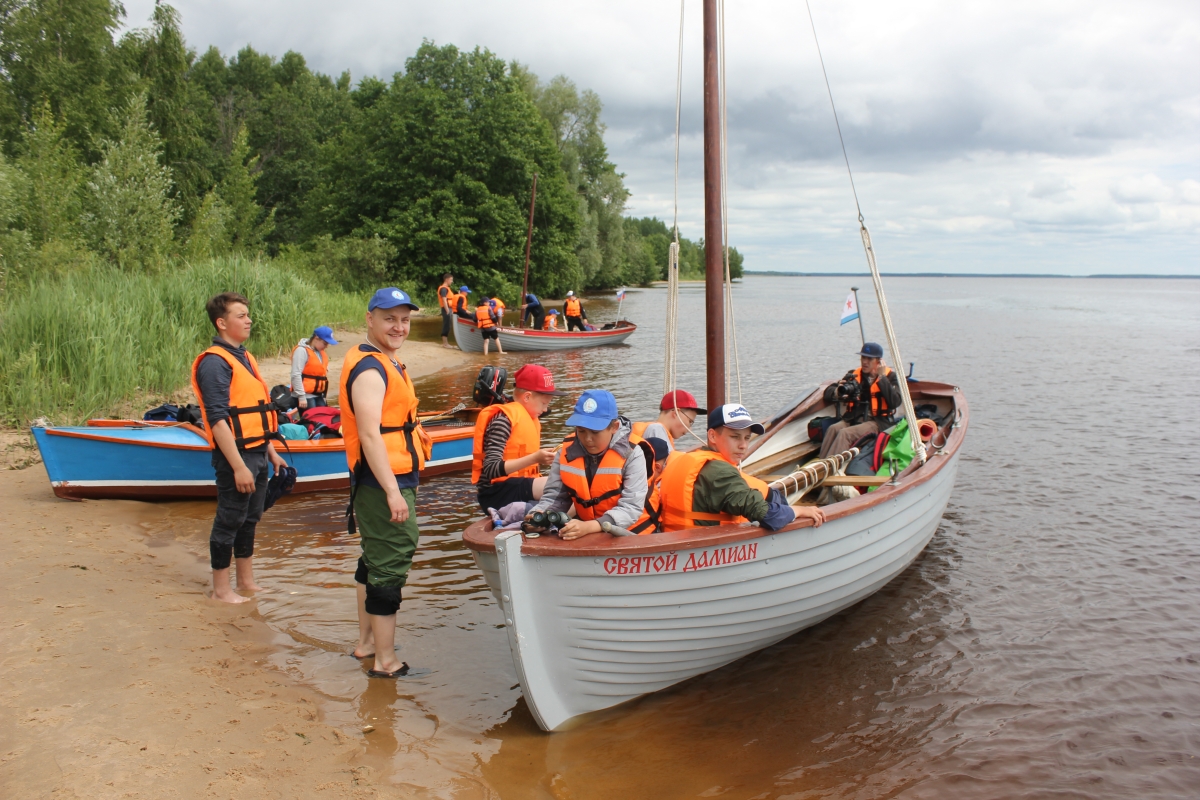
{"left": 702, "top": 0, "right": 725, "bottom": 411}
{"left": 520, "top": 173, "right": 538, "bottom": 327}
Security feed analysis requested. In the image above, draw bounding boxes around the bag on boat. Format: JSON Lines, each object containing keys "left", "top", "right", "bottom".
{"left": 143, "top": 403, "right": 180, "bottom": 422}
{"left": 278, "top": 422, "right": 309, "bottom": 440}
{"left": 806, "top": 415, "right": 838, "bottom": 443}
{"left": 914, "top": 403, "right": 946, "bottom": 426}
{"left": 473, "top": 366, "right": 509, "bottom": 407}
{"left": 271, "top": 384, "right": 298, "bottom": 412}
{"left": 846, "top": 431, "right": 891, "bottom": 476}
{"left": 868, "top": 419, "right": 917, "bottom": 491}
{"left": 175, "top": 404, "right": 204, "bottom": 426}
{"left": 301, "top": 406, "right": 341, "bottom": 438}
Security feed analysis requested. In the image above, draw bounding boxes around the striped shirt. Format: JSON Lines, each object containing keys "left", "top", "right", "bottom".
{"left": 478, "top": 413, "right": 513, "bottom": 486}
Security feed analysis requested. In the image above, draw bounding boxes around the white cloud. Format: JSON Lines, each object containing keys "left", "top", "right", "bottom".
{"left": 123, "top": 0, "right": 1200, "bottom": 274}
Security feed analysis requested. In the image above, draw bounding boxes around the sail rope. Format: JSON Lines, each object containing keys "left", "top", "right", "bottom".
{"left": 662, "top": 0, "right": 686, "bottom": 399}
{"left": 718, "top": 0, "right": 744, "bottom": 404}
{"left": 804, "top": 0, "right": 926, "bottom": 465}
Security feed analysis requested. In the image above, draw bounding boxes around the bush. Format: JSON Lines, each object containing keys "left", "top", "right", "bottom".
{"left": 0, "top": 256, "right": 366, "bottom": 425}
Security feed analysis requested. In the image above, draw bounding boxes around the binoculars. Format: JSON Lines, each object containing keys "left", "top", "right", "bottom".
{"left": 523, "top": 510, "right": 571, "bottom": 537}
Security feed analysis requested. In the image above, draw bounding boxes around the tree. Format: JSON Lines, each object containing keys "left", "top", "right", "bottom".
{"left": 14, "top": 102, "right": 84, "bottom": 245}
{"left": 217, "top": 126, "right": 272, "bottom": 250}
{"left": 83, "top": 93, "right": 179, "bottom": 270}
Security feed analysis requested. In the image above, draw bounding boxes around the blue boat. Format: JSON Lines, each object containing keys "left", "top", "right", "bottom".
{"left": 32, "top": 412, "right": 477, "bottom": 501}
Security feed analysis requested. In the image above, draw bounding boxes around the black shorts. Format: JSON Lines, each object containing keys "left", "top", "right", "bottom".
{"left": 481, "top": 327, "right": 499, "bottom": 340}
{"left": 441, "top": 311, "right": 452, "bottom": 336}
{"left": 477, "top": 477, "right": 537, "bottom": 513}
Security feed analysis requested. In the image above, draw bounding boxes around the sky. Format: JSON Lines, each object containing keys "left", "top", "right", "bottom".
{"left": 123, "top": 0, "right": 1199, "bottom": 275}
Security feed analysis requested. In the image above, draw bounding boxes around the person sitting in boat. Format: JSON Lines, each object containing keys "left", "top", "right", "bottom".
{"left": 542, "top": 309, "right": 560, "bottom": 331}
{"left": 453, "top": 286, "right": 474, "bottom": 320}
{"left": 473, "top": 364, "right": 566, "bottom": 514}
{"left": 632, "top": 389, "right": 707, "bottom": 453}
{"left": 630, "top": 436, "right": 671, "bottom": 534}
{"left": 489, "top": 296, "right": 507, "bottom": 324}
{"left": 523, "top": 390, "right": 649, "bottom": 541}
{"left": 474, "top": 296, "right": 504, "bottom": 355}
{"left": 563, "top": 291, "right": 588, "bottom": 332}
{"left": 818, "top": 342, "right": 902, "bottom": 460}
{"left": 655, "top": 404, "right": 825, "bottom": 532}
{"left": 522, "top": 292, "right": 545, "bottom": 329}
{"left": 289, "top": 326, "right": 338, "bottom": 410}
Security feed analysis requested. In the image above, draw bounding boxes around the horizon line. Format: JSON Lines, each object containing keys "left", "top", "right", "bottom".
{"left": 741, "top": 271, "right": 1200, "bottom": 279}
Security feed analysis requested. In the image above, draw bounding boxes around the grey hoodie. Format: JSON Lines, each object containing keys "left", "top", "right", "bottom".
{"left": 531, "top": 416, "right": 648, "bottom": 530}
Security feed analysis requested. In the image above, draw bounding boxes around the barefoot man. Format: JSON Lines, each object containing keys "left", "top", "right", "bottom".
{"left": 342, "top": 288, "right": 430, "bottom": 677}
{"left": 191, "top": 292, "right": 288, "bottom": 603}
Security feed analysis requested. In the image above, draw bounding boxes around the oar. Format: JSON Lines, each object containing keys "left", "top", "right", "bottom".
{"left": 419, "top": 402, "right": 467, "bottom": 423}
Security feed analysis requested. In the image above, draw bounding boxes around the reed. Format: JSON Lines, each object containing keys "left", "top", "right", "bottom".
{"left": 0, "top": 256, "right": 366, "bottom": 425}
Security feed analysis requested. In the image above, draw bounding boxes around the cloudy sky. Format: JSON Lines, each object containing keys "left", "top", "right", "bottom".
{"left": 124, "top": 0, "right": 1199, "bottom": 275}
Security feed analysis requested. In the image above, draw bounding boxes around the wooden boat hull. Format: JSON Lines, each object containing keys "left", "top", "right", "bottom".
{"left": 463, "top": 382, "right": 968, "bottom": 731}
{"left": 452, "top": 314, "right": 636, "bottom": 352}
{"left": 32, "top": 415, "right": 476, "bottom": 501}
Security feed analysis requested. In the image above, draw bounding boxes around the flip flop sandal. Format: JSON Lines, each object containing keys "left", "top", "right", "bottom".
{"left": 366, "top": 662, "right": 433, "bottom": 679}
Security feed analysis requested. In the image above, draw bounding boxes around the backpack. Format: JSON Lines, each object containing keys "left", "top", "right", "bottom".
{"left": 271, "top": 384, "right": 297, "bottom": 412}
{"left": 301, "top": 406, "right": 342, "bottom": 439}
{"left": 846, "top": 431, "right": 891, "bottom": 476}
{"left": 473, "top": 366, "right": 510, "bottom": 407}
{"left": 176, "top": 404, "right": 204, "bottom": 426}
{"left": 806, "top": 415, "right": 838, "bottom": 443}
{"left": 143, "top": 403, "right": 180, "bottom": 422}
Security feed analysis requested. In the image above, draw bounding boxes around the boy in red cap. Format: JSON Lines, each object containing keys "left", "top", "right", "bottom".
{"left": 471, "top": 364, "right": 566, "bottom": 513}
{"left": 631, "top": 389, "right": 706, "bottom": 453}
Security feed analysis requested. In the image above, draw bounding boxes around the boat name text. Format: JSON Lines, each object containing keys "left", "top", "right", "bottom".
{"left": 603, "top": 543, "right": 758, "bottom": 576}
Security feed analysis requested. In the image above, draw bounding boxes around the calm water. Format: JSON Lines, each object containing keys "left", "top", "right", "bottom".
{"left": 158, "top": 276, "right": 1200, "bottom": 798}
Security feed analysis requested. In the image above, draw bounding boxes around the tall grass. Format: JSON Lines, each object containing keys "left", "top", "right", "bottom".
{"left": 0, "top": 256, "right": 367, "bottom": 425}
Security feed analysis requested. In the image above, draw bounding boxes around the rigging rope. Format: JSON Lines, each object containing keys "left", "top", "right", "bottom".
{"left": 718, "top": 0, "right": 743, "bottom": 404}
{"left": 804, "top": 0, "right": 927, "bottom": 465}
{"left": 663, "top": 0, "right": 686, "bottom": 398}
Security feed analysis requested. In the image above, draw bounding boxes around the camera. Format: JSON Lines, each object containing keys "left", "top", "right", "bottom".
{"left": 835, "top": 379, "right": 860, "bottom": 402}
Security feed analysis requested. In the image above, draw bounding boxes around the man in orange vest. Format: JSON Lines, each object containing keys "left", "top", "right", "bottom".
{"left": 341, "top": 287, "right": 431, "bottom": 677}
{"left": 523, "top": 390, "right": 649, "bottom": 541}
{"left": 563, "top": 291, "right": 587, "bottom": 332}
{"left": 818, "top": 342, "right": 902, "bottom": 459}
{"left": 655, "top": 404, "right": 825, "bottom": 532}
{"left": 453, "top": 286, "right": 474, "bottom": 319}
{"left": 289, "top": 325, "right": 337, "bottom": 410}
{"left": 191, "top": 292, "right": 288, "bottom": 604}
{"left": 632, "top": 389, "right": 707, "bottom": 453}
{"left": 437, "top": 272, "right": 455, "bottom": 348}
{"left": 474, "top": 296, "right": 504, "bottom": 355}
{"left": 472, "top": 364, "right": 565, "bottom": 513}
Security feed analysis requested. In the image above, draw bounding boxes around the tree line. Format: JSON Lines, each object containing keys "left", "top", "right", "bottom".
{"left": 0, "top": 1, "right": 741, "bottom": 302}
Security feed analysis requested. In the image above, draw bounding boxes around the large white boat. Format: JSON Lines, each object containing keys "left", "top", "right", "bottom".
{"left": 451, "top": 313, "right": 636, "bottom": 353}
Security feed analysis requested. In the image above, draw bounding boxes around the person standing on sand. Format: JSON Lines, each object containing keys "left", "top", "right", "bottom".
{"left": 191, "top": 292, "right": 289, "bottom": 604}
{"left": 341, "top": 288, "right": 431, "bottom": 678}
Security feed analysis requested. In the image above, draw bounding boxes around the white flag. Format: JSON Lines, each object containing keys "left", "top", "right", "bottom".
{"left": 839, "top": 292, "right": 859, "bottom": 326}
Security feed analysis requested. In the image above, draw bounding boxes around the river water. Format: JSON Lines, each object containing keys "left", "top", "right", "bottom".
{"left": 158, "top": 275, "right": 1200, "bottom": 798}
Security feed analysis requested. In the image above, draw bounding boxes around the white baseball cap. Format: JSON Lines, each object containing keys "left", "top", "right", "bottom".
{"left": 707, "top": 403, "right": 765, "bottom": 434}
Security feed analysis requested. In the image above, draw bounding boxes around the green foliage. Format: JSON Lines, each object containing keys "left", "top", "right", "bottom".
{"left": 83, "top": 92, "right": 179, "bottom": 270}
{"left": 278, "top": 233, "right": 398, "bottom": 294}
{"left": 0, "top": 256, "right": 365, "bottom": 424}
{"left": 14, "top": 103, "right": 85, "bottom": 245}
{"left": 623, "top": 216, "right": 744, "bottom": 281}
{"left": 217, "top": 126, "right": 273, "bottom": 250}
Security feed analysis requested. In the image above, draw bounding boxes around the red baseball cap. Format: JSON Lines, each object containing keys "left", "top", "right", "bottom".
{"left": 660, "top": 389, "right": 706, "bottom": 414}
{"left": 513, "top": 364, "right": 567, "bottom": 396}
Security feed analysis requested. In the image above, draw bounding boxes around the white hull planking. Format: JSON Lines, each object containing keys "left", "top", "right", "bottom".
{"left": 452, "top": 314, "right": 635, "bottom": 353}
{"left": 477, "top": 450, "right": 959, "bottom": 731}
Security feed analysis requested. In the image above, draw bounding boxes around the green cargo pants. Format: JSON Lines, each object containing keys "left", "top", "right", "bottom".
{"left": 355, "top": 484, "right": 420, "bottom": 588}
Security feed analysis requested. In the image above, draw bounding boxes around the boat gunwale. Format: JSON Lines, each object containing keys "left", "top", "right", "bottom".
{"left": 462, "top": 381, "right": 968, "bottom": 558}
{"left": 455, "top": 316, "right": 637, "bottom": 340}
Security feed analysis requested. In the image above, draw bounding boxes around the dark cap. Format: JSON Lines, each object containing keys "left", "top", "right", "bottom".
{"left": 644, "top": 436, "right": 670, "bottom": 463}
{"left": 857, "top": 342, "right": 884, "bottom": 358}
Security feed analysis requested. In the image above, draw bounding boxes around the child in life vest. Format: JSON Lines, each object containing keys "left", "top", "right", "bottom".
{"left": 524, "top": 390, "right": 649, "bottom": 541}
{"left": 542, "top": 309, "right": 560, "bottom": 331}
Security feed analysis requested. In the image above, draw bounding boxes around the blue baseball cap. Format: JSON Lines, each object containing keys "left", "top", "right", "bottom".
{"left": 459, "top": 285, "right": 472, "bottom": 294}
{"left": 707, "top": 403, "right": 765, "bottom": 435}
{"left": 312, "top": 325, "right": 338, "bottom": 345}
{"left": 368, "top": 287, "right": 420, "bottom": 312}
{"left": 548, "top": 309, "right": 559, "bottom": 315}
{"left": 857, "top": 342, "right": 884, "bottom": 358}
{"left": 566, "top": 390, "right": 619, "bottom": 431}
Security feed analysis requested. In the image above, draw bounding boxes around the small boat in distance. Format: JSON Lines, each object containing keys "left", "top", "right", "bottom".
{"left": 31, "top": 408, "right": 477, "bottom": 501}
{"left": 452, "top": 314, "right": 636, "bottom": 353}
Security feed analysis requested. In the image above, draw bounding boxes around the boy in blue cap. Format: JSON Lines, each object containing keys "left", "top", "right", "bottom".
{"left": 453, "top": 286, "right": 474, "bottom": 320}
{"left": 290, "top": 325, "right": 339, "bottom": 410}
{"left": 524, "top": 390, "right": 649, "bottom": 541}
{"left": 819, "top": 342, "right": 902, "bottom": 459}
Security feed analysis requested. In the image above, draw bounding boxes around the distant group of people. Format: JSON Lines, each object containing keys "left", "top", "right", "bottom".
{"left": 435, "top": 273, "right": 590, "bottom": 353}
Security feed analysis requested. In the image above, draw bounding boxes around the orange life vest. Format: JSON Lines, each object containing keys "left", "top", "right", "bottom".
{"left": 475, "top": 305, "right": 496, "bottom": 329}
{"left": 557, "top": 432, "right": 644, "bottom": 522}
{"left": 565, "top": 296, "right": 582, "bottom": 317}
{"left": 293, "top": 343, "right": 329, "bottom": 395}
{"left": 470, "top": 401, "right": 542, "bottom": 485}
{"left": 491, "top": 298, "right": 506, "bottom": 317}
{"left": 440, "top": 286, "right": 455, "bottom": 313}
{"left": 190, "top": 346, "right": 278, "bottom": 450}
{"left": 453, "top": 293, "right": 469, "bottom": 316}
{"left": 631, "top": 420, "right": 676, "bottom": 446}
{"left": 630, "top": 448, "right": 678, "bottom": 534}
{"left": 657, "top": 449, "right": 771, "bottom": 530}
{"left": 846, "top": 366, "right": 895, "bottom": 420}
{"left": 339, "top": 345, "right": 426, "bottom": 477}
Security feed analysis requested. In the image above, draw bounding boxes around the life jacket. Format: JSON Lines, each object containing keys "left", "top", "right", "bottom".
{"left": 470, "top": 401, "right": 542, "bottom": 485}
{"left": 542, "top": 316, "right": 556, "bottom": 330}
{"left": 454, "top": 294, "right": 470, "bottom": 316}
{"left": 292, "top": 342, "right": 329, "bottom": 396}
{"left": 631, "top": 420, "right": 676, "bottom": 446}
{"left": 339, "top": 345, "right": 426, "bottom": 477}
{"left": 846, "top": 366, "right": 896, "bottom": 420}
{"left": 190, "top": 346, "right": 278, "bottom": 450}
{"left": 565, "top": 296, "right": 582, "bottom": 317}
{"left": 629, "top": 447, "right": 676, "bottom": 534}
{"left": 441, "top": 287, "right": 456, "bottom": 313}
{"left": 491, "top": 298, "right": 506, "bottom": 316}
{"left": 657, "top": 449, "right": 771, "bottom": 530}
{"left": 557, "top": 432, "right": 644, "bottom": 522}
{"left": 475, "top": 305, "right": 496, "bottom": 329}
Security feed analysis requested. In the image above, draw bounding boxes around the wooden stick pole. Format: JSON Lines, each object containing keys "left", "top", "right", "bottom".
{"left": 520, "top": 173, "right": 538, "bottom": 328}
{"left": 702, "top": 0, "right": 725, "bottom": 411}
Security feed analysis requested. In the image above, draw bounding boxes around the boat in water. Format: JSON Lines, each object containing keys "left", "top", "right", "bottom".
{"left": 451, "top": 313, "right": 636, "bottom": 353}
{"left": 31, "top": 408, "right": 477, "bottom": 501}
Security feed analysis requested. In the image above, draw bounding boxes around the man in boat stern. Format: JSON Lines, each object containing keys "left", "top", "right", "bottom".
{"left": 472, "top": 364, "right": 565, "bottom": 514}
{"left": 522, "top": 292, "right": 545, "bottom": 329}
{"left": 654, "top": 404, "right": 825, "bottom": 532}
{"left": 524, "top": 390, "right": 651, "bottom": 541}
{"left": 563, "top": 291, "right": 588, "bottom": 332}
{"left": 289, "top": 325, "right": 337, "bottom": 410}
{"left": 632, "top": 389, "right": 707, "bottom": 453}
{"left": 191, "top": 292, "right": 289, "bottom": 604}
{"left": 819, "top": 342, "right": 902, "bottom": 459}
{"left": 341, "top": 287, "right": 432, "bottom": 678}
